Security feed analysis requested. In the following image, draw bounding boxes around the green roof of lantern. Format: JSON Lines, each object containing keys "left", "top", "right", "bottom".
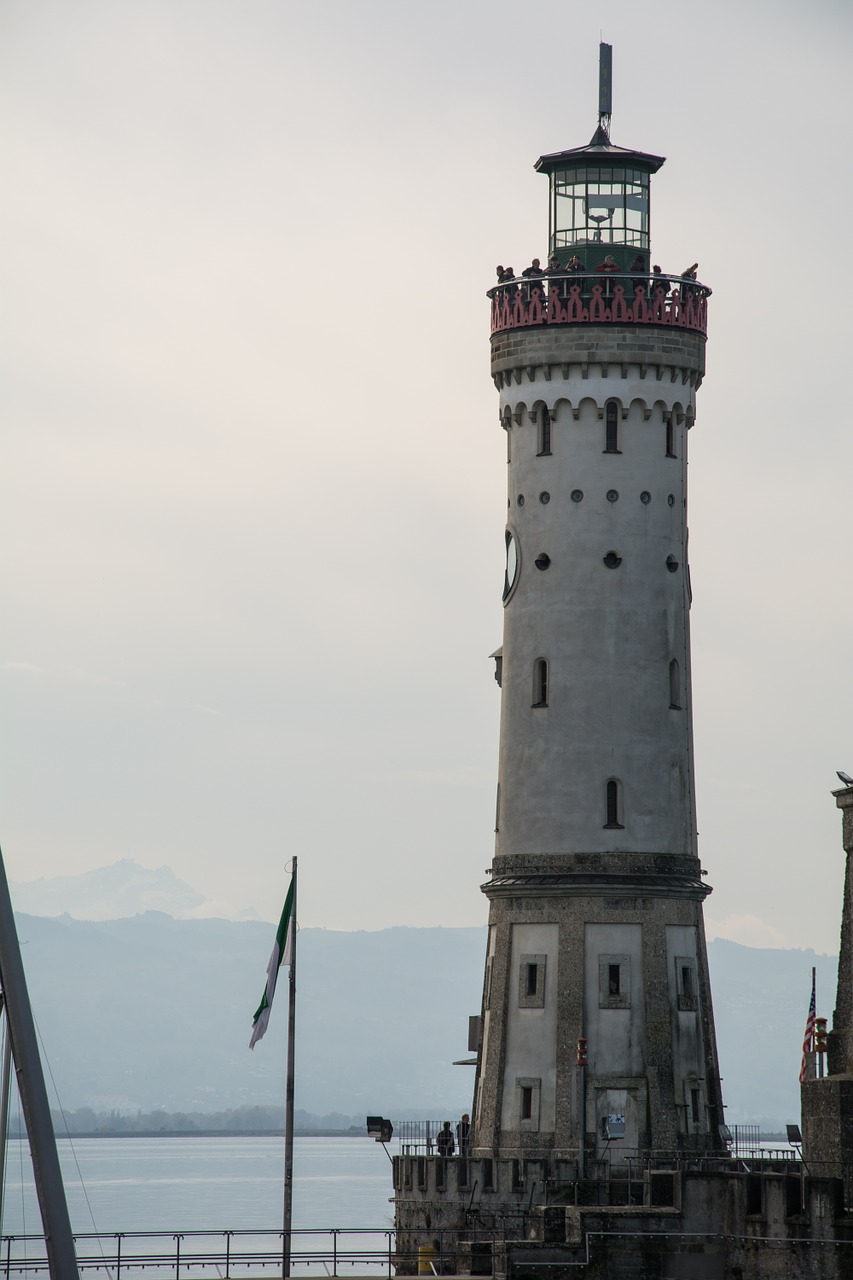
{"left": 534, "top": 125, "right": 665, "bottom": 176}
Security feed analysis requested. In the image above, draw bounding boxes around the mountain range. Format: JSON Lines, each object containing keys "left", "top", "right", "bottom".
{"left": 6, "top": 862, "right": 838, "bottom": 1130}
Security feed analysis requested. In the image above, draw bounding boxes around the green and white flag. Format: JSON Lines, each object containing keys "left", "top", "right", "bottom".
{"left": 249, "top": 875, "right": 295, "bottom": 1049}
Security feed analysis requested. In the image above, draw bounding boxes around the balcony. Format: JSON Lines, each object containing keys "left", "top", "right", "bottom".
{"left": 489, "top": 273, "right": 709, "bottom": 337}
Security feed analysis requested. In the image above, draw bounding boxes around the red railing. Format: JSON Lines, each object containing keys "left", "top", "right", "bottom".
{"left": 489, "top": 274, "right": 709, "bottom": 337}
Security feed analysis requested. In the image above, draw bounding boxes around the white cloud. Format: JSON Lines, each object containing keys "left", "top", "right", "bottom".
{"left": 705, "top": 914, "right": 791, "bottom": 950}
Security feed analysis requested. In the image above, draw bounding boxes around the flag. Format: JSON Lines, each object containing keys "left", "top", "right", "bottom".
{"left": 798, "top": 968, "right": 817, "bottom": 1085}
{"left": 249, "top": 875, "right": 295, "bottom": 1049}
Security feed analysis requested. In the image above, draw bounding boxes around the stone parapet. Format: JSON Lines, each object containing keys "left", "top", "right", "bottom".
{"left": 490, "top": 324, "right": 706, "bottom": 386}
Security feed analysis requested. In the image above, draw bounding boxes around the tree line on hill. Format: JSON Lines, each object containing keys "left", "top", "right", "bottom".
{"left": 23, "top": 1106, "right": 368, "bottom": 1137}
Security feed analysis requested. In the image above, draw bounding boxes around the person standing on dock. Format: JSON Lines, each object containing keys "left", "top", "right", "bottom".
{"left": 436, "top": 1122, "right": 454, "bottom": 1157}
{"left": 456, "top": 1114, "right": 470, "bottom": 1157}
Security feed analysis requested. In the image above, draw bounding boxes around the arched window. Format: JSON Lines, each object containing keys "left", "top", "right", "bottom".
{"left": 605, "top": 779, "right": 624, "bottom": 829}
{"left": 604, "top": 401, "right": 620, "bottom": 454}
{"left": 669, "top": 659, "right": 681, "bottom": 709}
{"left": 538, "top": 411, "right": 552, "bottom": 456}
{"left": 532, "top": 658, "right": 548, "bottom": 707}
{"left": 665, "top": 417, "right": 676, "bottom": 458}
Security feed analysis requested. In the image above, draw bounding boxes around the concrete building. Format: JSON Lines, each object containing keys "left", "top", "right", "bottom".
{"left": 393, "top": 46, "right": 853, "bottom": 1279}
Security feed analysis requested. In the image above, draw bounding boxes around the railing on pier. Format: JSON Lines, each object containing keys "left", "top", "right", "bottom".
{"left": 0, "top": 1227, "right": 401, "bottom": 1279}
{"left": 397, "top": 1119, "right": 446, "bottom": 1154}
{"left": 393, "top": 1120, "right": 795, "bottom": 1166}
{"left": 488, "top": 273, "right": 710, "bottom": 337}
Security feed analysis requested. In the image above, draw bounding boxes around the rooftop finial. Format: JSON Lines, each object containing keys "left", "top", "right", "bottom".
{"left": 598, "top": 42, "right": 612, "bottom": 140}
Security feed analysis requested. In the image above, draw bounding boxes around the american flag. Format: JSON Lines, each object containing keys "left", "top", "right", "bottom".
{"left": 799, "top": 968, "right": 817, "bottom": 1085}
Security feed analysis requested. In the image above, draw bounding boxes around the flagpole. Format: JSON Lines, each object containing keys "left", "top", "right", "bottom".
{"left": 282, "top": 856, "right": 298, "bottom": 1279}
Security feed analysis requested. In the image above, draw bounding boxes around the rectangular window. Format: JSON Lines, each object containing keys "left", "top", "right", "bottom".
{"left": 676, "top": 956, "right": 698, "bottom": 1012}
{"left": 599, "top": 953, "right": 631, "bottom": 1009}
{"left": 483, "top": 1158, "right": 494, "bottom": 1190}
{"left": 538, "top": 415, "right": 552, "bottom": 456}
{"left": 681, "top": 965, "right": 694, "bottom": 1001}
{"left": 515, "top": 1077, "right": 541, "bottom": 1131}
{"left": 518, "top": 953, "right": 547, "bottom": 1008}
{"left": 691, "top": 1089, "right": 701, "bottom": 1125}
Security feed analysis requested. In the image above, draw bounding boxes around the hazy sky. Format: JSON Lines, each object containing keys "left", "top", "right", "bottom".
{"left": 1, "top": 0, "right": 851, "bottom": 952}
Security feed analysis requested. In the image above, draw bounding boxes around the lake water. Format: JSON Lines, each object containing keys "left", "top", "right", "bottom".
{"left": 1, "top": 1134, "right": 393, "bottom": 1236}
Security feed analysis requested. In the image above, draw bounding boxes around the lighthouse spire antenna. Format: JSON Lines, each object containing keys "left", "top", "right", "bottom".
{"left": 598, "top": 41, "right": 612, "bottom": 139}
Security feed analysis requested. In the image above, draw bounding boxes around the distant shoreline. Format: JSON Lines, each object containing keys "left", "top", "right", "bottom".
{"left": 45, "top": 1128, "right": 367, "bottom": 1140}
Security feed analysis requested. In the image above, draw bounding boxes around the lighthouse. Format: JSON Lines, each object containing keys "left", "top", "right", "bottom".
{"left": 392, "top": 45, "right": 853, "bottom": 1280}
{"left": 472, "top": 46, "right": 723, "bottom": 1168}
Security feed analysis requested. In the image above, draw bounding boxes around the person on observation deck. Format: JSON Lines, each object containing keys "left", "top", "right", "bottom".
{"left": 595, "top": 254, "right": 620, "bottom": 273}
{"left": 628, "top": 253, "right": 647, "bottom": 297}
{"left": 436, "top": 1121, "right": 455, "bottom": 1157}
{"left": 651, "top": 264, "right": 669, "bottom": 297}
{"left": 456, "top": 1114, "right": 470, "bottom": 1157}
{"left": 680, "top": 262, "right": 699, "bottom": 303}
{"left": 521, "top": 258, "right": 545, "bottom": 277}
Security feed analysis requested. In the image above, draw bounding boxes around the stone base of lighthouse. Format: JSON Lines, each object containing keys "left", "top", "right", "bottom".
{"left": 471, "top": 870, "right": 723, "bottom": 1166}
{"left": 393, "top": 1160, "right": 850, "bottom": 1279}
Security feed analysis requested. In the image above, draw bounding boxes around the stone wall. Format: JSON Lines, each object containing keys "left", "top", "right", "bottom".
{"left": 392, "top": 1154, "right": 853, "bottom": 1278}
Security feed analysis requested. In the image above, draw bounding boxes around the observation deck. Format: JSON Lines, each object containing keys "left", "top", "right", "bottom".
{"left": 489, "top": 272, "right": 709, "bottom": 338}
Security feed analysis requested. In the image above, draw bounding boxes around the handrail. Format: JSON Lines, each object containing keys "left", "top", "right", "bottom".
{"left": 0, "top": 1203, "right": 851, "bottom": 1278}
{"left": 0, "top": 1227, "right": 402, "bottom": 1279}
{"left": 488, "top": 273, "right": 710, "bottom": 337}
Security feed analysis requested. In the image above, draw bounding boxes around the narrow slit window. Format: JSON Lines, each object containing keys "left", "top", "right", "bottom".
{"left": 520, "top": 1087, "right": 533, "bottom": 1122}
{"left": 538, "top": 412, "right": 552, "bottom": 456}
{"left": 608, "top": 964, "right": 621, "bottom": 996}
{"left": 518, "top": 953, "right": 546, "bottom": 1007}
{"left": 605, "top": 779, "right": 623, "bottom": 829}
{"left": 604, "top": 401, "right": 620, "bottom": 453}
{"left": 681, "top": 965, "right": 694, "bottom": 1002}
{"left": 533, "top": 658, "right": 548, "bottom": 707}
{"left": 666, "top": 417, "right": 676, "bottom": 458}
{"left": 691, "top": 1088, "right": 701, "bottom": 1124}
{"left": 669, "top": 659, "right": 681, "bottom": 709}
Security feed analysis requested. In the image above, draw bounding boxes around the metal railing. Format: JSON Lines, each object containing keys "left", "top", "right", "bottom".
{"left": 397, "top": 1120, "right": 453, "bottom": 1155}
{"left": 0, "top": 1227, "right": 402, "bottom": 1279}
{"left": 488, "top": 272, "right": 710, "bottom": 337}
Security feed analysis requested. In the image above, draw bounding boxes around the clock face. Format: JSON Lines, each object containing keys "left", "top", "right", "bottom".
{"left": 503, "top": 530, "right": 519, "bottom": 601}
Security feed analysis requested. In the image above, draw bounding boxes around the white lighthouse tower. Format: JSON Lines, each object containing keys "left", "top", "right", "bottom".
{"left": 393, "top": 49, "right": 853, "bottom": 1280}
{"left": 472, "top": 46, "right": 723, "bottom": 1168}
